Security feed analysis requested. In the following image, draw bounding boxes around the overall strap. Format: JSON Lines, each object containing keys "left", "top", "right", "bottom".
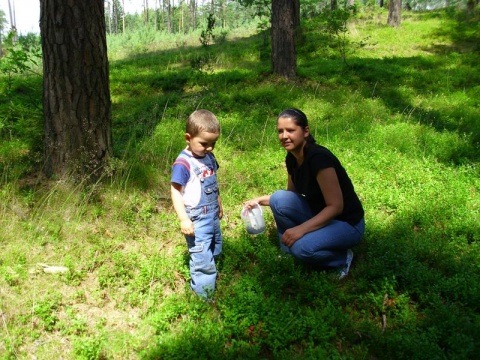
{"left": 178, "top": 152, "right": 216, "bottom": 178}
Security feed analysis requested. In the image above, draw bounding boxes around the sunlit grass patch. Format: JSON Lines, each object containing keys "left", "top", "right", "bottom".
{"left": 1, "top": 8, "right": 479, "bottom": 359}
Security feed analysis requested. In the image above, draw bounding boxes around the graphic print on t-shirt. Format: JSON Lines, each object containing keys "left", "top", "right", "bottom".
{"left": 171, "top": 151, "right": 218, "bottom": 208}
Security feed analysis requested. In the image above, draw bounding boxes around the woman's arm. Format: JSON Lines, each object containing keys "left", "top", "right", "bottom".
{"left": 286, "top": 174, "right": 296, "bottom": 192}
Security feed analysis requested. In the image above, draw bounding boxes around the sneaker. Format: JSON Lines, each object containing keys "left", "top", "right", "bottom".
{"left": 339, "top": 249, "right": 354, "bottom": 280}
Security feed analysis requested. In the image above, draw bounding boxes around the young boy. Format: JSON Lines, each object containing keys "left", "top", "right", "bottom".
{"left": 170, "top": 109, "right": 223, "bottom": 298}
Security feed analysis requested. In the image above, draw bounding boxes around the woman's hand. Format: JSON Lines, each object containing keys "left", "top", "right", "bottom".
{"left": 243, "top": 200, "right": 259, "bottom": 210}
{"left": 281, "top": 226, "right": 304, "bottom": 247}
{"left": 244, "top": 195, "right": 271, "bottom": 209}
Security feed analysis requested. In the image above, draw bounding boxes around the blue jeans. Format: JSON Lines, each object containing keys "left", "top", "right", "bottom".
{"left": 185, "top": 202, "right": 222, "bottom": 297}
{"left": 270, "top": 190, "right": 365, "bottom": 269}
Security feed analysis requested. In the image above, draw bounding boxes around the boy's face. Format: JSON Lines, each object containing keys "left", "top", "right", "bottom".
{"left": 185, "top": 131, "right": 219, "bottom": 158}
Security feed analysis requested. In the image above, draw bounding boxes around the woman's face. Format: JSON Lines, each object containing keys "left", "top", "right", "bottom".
{"left": 276, "top": 116, "right": 309, "bottom": 153}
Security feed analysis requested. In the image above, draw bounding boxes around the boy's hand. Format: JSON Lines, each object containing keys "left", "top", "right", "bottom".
{"left": 180, "top": 218, "right": 194, "bottom": 236}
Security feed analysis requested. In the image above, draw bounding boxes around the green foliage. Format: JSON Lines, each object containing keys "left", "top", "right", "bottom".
{"left": 33, "top": 293, "right": 62, "bottom": 332}
{"left": 0, "top": 32, "right": 43, "bottom": 183}
{"left": 0, "top": 31, "right": 41, "bottom": 92}
{"left": 73, "top": 335, "right": 106, "bottom": 360}
{"left": 199, "top": 13, "right": 216, "bottom": 47}
{"left": 1, "top": 8, "right": 479, "bottom": 360}
{"left": 317, "top": 4, "right": 378, "bottom": 66}
{"left": 0, "top": 8, "right": 7, "bottom": 32}
{"left": 105, "top": 0, "right": 124, "bottom": 35}
{"left": 189, "top": 51, "right": 219, "bottom": 72}
{"left": 324, "top": 4, "right": 357, "bottom": 65}
{"left": 238, "top": 0, "right": 271, "bottom": 19}
{"left": 105, "top": 1, "right": 259, "bottom": 35}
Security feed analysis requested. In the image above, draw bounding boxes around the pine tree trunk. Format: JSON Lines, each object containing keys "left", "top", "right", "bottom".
{"left": 180, "top": 0, "right": 184, "bottom": 33}
{"left": 40, "top": 0, "right": 112, "bottom": 181}
{"left": 467, "top": 0, "right": 476, "bottom": 13}
{"left": 271, "top": 0, "right": 296, "bottom": 79}
{"left": 222, "top": 0, "right": 226, "bottom": 28}
{"left": 191, "top": 0, "right": 197, "bottom": 31}
{"left": 122, "top": 0, "right": 125, "bottom": 33}
{"left": 167, "top": 0, "right": 172, "bottom": 33}
{"left": 387, "top": 0, "right": 402, "bottom": 27}
{"left": 331, "top": 0, "right": 338, "bottom": 11}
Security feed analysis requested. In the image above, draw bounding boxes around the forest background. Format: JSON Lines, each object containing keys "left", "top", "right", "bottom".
{"left": 1, "top": 1, "right": 479, "bottom": 359}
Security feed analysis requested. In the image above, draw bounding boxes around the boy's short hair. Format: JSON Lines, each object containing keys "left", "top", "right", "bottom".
{"left": 186, "top": 109, "right": 220, "bottom": 136}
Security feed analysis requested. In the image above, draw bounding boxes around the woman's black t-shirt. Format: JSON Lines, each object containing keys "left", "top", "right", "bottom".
{"left": 285, "top": 144, "right": 364, "bottom": 225}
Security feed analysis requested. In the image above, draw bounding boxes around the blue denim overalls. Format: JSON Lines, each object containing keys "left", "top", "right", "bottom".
{"left": 182, "top": 152, "right": 222, "bottom": 298}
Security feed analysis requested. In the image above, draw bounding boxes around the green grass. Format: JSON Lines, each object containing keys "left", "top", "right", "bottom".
{"left": 1, "top": 8, "right": 479, "bottom": 359}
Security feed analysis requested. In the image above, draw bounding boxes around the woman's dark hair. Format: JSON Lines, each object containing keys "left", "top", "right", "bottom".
{"left": 277, "top": 108, "right": 316, "bottom": 144}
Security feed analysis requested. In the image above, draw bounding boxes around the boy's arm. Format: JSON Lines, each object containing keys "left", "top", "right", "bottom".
{"left": 218, "top": 194, "right": 223, "bottom": 219}
{"left": 171, "top": 183, "right": 194, "bottom": 236}
{"left": 213, "top": 155, "right": 223, "bottom": 219}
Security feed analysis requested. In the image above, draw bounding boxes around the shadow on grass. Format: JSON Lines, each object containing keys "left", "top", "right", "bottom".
{"left": 109, "top": 16, "right": 479, "bottom": 193}
{"left": 141, "top": 211, "right": 480, "bottom": 359}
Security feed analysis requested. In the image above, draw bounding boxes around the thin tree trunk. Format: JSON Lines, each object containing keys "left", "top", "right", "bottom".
{"left": 271, "top": 0, "right": 296, "bottom": 79}
{"left": 180, "top": 0, "right": 184, "bottom": 33}
{"left": 106, "top": 1, "right": 111, "bottom": 34}
{"left": 191, "top": 0, "right": 196, "bottom": 30}
{"left": 7, "top": 0, "right": 17, "bottom": 42}
{"left": 154, "top": 0, "right": 158, "bottom": 30}
{"left": 467, "top": 0, "right": 476, "bottom": 13}
{"left": 144, "top": 0, "right": 149, "bottom": 26}
{"left": 122, "top": 0, "right": 125, "bottom": 33}
{"left": 167, "top": 0, "right": 172, "bottom": 33}
{"left": 112, "top": 0, "right": 118, "bottom": 34}
{"left": 222, "top": 0, "right": 226, "bottom": 28}
{"left": 331, "top": 0, "right": 338, "bottom": 11}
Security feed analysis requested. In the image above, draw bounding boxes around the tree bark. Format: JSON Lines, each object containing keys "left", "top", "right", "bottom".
{"left": 144, "top": 0, "right": 149, "bottom": 26}
{"left": 271, "top": 0, "right": 296, "bottom": 79}
{"left": 331, "top": 0, "right": 338, "bottom": 11}
{"left": 122, "top": 0, "right": 125, "bottom": 33}
{"left": 180, "top": 0, "right": 184, "bottom": 33}
{"left": 222, "top": 0, "right": 226, "bottom": 28}
{"left": 190, "top": 0, "right": 197, "bottom": 31}
{"left": 167, "top": 0, "right": 172, "bottom": 33}
{"left": 293, "top": 0, "right": 300, "bottom": 28}
{"left": 467, "top": 0, "right": 476, "bottom": 13}
{"left": 40, "top": 0, "right": 112, "bottom": 181}
{"left": 387, "top": 0, "right": 402, "bottom": 27}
